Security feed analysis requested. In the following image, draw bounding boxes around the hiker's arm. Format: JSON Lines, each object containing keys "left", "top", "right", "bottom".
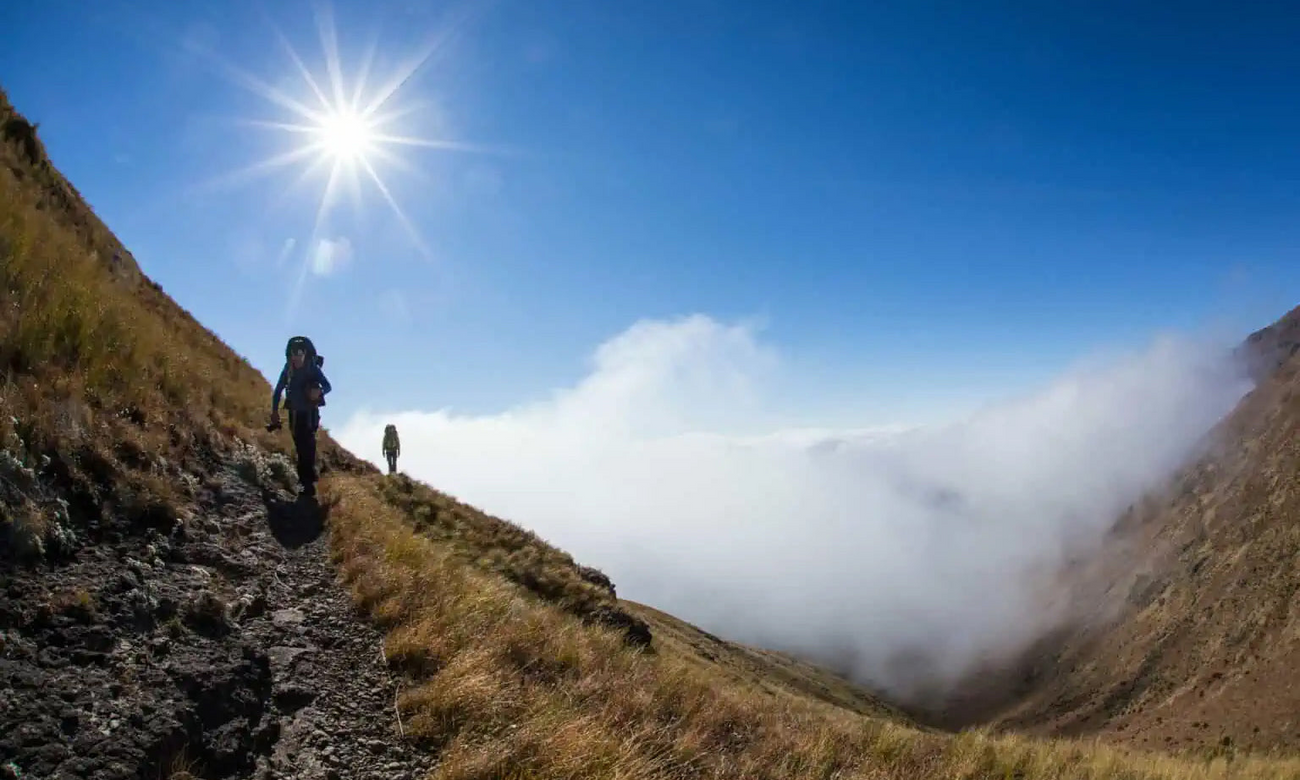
{"left": 271, "top": 367, "right": 287, "bottom": 414}
{"left": 316, "top": 367, "right": 332, "bottom": 396}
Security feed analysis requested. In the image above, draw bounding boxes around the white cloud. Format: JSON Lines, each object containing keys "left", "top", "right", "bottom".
{"left": 311, "top": 237, "right": 352, "bottom": 276}
{"left": 336, "top": 314, "right": 1252, "bottom": 700}
{"left": 276, "top": 238, "right": 297, "bottom": 269}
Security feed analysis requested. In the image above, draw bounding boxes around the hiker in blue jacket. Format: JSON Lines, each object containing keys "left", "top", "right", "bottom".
{"left": 270, "top": 336, "right": 332, "bottom": 497}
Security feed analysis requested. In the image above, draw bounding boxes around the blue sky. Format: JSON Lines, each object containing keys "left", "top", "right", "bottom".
{"left": 3, "top": 0, "right": 1299, "bottom": 428}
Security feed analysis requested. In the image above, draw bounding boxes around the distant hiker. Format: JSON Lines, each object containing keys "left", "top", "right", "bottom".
{"left": 269, "top": 336, "right": 331, "bottom": 498}
{"left": 382, "top": 424, "right": 401, "bottom": 475}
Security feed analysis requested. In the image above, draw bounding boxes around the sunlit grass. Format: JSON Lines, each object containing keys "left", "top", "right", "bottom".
{"left": 325, "top": 473, "right": 1300, "bottom": 779}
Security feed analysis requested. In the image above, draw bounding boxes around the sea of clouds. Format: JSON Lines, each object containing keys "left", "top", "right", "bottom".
{"left": 338, "top": 314, "right": 1252, "bottom": 698}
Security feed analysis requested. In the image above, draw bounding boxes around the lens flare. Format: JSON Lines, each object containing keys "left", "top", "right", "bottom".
{"left": 187, "top": 2, "right": 511, "bottom": 320}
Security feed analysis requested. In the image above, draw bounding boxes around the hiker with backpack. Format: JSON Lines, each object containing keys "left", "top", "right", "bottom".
{"left": 382, "top": 424, "right": 401, "bottom": 475}
{"left": 269, "top": 336, "right": 332, "bottom": 498}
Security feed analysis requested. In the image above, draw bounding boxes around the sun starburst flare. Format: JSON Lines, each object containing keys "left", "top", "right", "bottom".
{"left": 185, "top": 2, "right": 510, "bottom": 320}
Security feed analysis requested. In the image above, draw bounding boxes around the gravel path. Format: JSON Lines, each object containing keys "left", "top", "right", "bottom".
{"left": 1, "top": 458, "right": 436, "bottom": 779}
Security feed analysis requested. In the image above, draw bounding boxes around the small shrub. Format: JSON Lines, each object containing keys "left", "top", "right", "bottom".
{"left": 2, "top": 503, "right": 47, "bottom": 559}
{"left": 2, "top": 115, "right": 44, "bottom": 167}
{"left": 49, "top": 587, "right": 97, "bottom": 620}
{"left": 182, "top": 591, "right": 231, "bottom": 638}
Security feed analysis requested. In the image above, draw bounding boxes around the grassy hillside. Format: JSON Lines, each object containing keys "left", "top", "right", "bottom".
{"left": 0, "top": 88, "right": 373, "bottom": 566}
{"left": 946, "top": 305, "right": 1300, "bottom": 756}
{"left": 623, "top": 600, "right": 913, "bottom": 724}
{"left": 5, "top": 85, "right": 1300, "bottom": 778}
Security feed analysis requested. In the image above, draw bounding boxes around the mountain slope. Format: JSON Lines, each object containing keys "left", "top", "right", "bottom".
{"left": 624, "top": 600, "right": 914, "bottom": 723}
{"left": 4, "top": 85, "right": 1300, "bottom": 778}
{"left": 0, "top": 86, "right": 439, "bottom": 779}
{"left": 948, "top": 305, "right": 1300, "bottom": 755}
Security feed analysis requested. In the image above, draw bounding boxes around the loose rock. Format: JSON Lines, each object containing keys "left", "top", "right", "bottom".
{"left": 1, "top": 460, "right": 437, "bottom": 779}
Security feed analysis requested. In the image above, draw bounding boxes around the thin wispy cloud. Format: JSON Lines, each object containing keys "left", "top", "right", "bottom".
{"left": 311, "top": 236, "right": 352, "bottom": 276}
{"left": 276, "top": 237, "right": 298, "bottom": 269}
{"left": 337, "top": 314, "right": 1252, "bottom": 700}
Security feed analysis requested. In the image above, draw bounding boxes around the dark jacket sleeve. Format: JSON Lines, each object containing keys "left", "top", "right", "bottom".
{"left": 315, "top": 366, "right": 332, "bottom": 396}
{"left": 271, "top": 366, "right": 288, "bottom": 413}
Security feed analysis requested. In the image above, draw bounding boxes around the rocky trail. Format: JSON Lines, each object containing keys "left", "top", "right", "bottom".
{"left": 1, "top": 458, "right": 436, "bottom": 780}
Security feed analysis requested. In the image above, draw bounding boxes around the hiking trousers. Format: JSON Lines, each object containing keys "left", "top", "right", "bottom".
{"left": 385, "top": 451, "right": 398, "bottom": 474}
{"left": 289, "top": 409, "right": 319, "bottom": 490}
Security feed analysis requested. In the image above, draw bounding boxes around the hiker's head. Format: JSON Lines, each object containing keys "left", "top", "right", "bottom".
{"left": 290, "top": 349, "right": 307, "bottom": 369}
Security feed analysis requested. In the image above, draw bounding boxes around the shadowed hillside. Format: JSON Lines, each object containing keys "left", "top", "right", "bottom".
{"left": 929, "top": 305, "right": 1300, "bottom": 757}
{"left": 4, "top": 84, "right": 1300, "bottom": 778}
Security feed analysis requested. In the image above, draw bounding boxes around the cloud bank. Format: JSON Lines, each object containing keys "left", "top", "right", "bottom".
{"left": 336, "top": 314, "right": 1252, "bottom": 699}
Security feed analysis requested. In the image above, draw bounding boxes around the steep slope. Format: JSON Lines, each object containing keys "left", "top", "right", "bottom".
{"left": 625, "top": 600, "right": 914, "bottom": 723}
{"left": 0, "top": 87, "right": 440, "bottom": 779}
{"left": 950, "top": 305, "right": 1300, "bottom": 755}
{"left": 5, "top": 84, "right": 1300, "bottom": 779}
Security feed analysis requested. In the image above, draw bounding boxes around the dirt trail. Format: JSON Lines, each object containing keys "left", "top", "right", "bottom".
{"left": 1, "top": 457, "right": 436, "bottom": 779}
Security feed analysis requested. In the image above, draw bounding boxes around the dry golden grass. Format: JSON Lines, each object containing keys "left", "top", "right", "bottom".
{"left": 326, "top": 473, "right": 1300, "bottom": 780}
{"left": 374, "top": 475, "right": 633, "bottom": 631}
{"left": 624, "top": 600, "right": 910, "bottom": 724}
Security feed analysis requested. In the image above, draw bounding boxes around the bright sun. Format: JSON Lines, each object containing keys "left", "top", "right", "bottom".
{"left": 315, "top": 110, "right": 374, "bottom": 162}
{"left": 197, "top": 3, "right": 507, "bottom": 320}
{"left": 202, "top": 2, "right": 500, "bottom": 266}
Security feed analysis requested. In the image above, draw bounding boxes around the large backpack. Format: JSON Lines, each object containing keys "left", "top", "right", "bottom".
{"left": 283, "top": 336, "right": 327, "bottom": 409}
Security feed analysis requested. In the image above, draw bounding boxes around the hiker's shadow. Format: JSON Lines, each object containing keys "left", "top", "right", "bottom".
{"left": 263, "top": 492, "right": 325, "bottom": 549}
